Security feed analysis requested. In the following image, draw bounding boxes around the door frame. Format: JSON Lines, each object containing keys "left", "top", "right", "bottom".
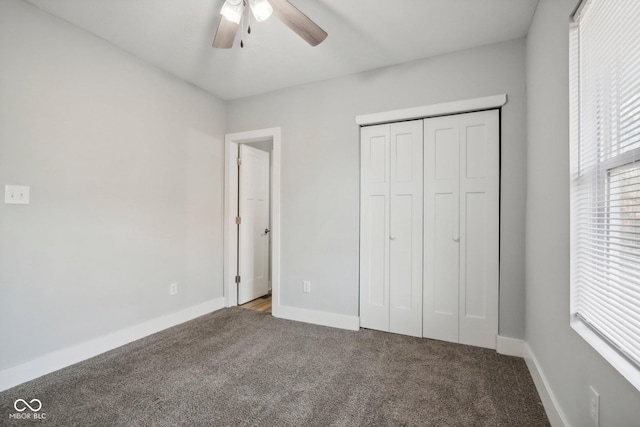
{"left": 224, "top": 127, "right": 281, "bottom": 316}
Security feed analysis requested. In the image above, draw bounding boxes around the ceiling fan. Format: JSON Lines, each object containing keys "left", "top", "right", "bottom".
{"left": 212, "top": 0, "right": 328, "bottom": 49}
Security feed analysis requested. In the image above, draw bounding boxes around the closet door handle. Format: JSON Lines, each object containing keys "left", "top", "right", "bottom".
{"left": 453, "top": 236, "right": 460, "bottom": 242}
{"left": 389, "top": 235, "right": 396, "bottom": 240}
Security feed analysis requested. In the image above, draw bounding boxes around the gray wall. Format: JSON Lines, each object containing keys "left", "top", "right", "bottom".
{"left": 227, "top": 38, "right": 528, "bottom": 339}
{"left": 0, "top": 0, "right": 226, "bottom": 370}
{"left": 526, "top": 0, "right": 640, "bottom": 425}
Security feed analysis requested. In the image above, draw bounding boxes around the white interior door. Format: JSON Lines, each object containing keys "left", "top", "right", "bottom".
{"left": 458, "top": 110, "right": 499, "bottom": 348}
{"left": 389, "top": 121, "right": 423, "bottom": 337}
{"left": 360, "top": 124, "right": 391, "bottom": 332}
{"left": 423, "top": 115, "right": 461, "bottom": 343}
{"left": 360, "top": 121, "right": 423, "bottom": 337}
{"left": 423, "top": 110, "right": 499, "bottom": 349}
{"left": 238, "top": 145, "right": 270, "bottom": 305}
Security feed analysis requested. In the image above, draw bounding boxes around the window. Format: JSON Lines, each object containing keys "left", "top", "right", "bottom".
{"left": 570, "top": 0, "right": 640, "bottom": 390}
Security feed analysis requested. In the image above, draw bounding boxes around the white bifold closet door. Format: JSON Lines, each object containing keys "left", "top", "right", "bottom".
{"left": 423, "top": 109, "right": 499, "bottom": 349}
{"left": 360, "top": 120, "right": 423, "bottom": 337}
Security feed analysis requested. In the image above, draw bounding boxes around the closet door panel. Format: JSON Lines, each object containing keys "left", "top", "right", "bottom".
{"left": 389, "top": 121, "right": 423, "bottom": 337}
{"left": 423, "top": 117, "right": 460, "bottom": 342}
{"left": 433, "top": 194, "right": 457, "bottom": 317}
{"left": 429, "top": 192, "right": 460, "bottom": 341}
{"left": 360, "top": 125, "right": 391, "bottom": 332}
{"left": 367, "top": 195, "right": 387, "bottom": 307}
{"left": 463, "top": 192, "right": 487, "bottom": 318}
{"left": 390, "top": 194, "right": 413, "bottom": 308}
{"left": 459, "top": 110, "right": 499, "bottom": 349}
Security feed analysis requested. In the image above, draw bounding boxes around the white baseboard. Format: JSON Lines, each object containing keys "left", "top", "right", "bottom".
{"left": 274, "top": 304, "right": 360, "bottom": 331}
{"left": 0, "top": 297, "right": 225, "bottom": 392}
{"left": 523, "top": 343, "right": 569, "bottom": 427}
{"left": 496, "top": 335, "right": 525, "bottom": 357}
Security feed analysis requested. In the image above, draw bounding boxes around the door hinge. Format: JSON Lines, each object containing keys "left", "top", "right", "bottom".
{"left": 236, "top": 157, "right": 242, "bottom": 166}
{"left": 235, "top": 216, "right": 241, "bottom": 225}
{"left": 235, "top": 275, "right": 241, "bottom": 283}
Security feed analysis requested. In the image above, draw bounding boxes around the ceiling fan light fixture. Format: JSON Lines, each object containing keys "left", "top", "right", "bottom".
{"left": 249, "top": 0, "right": 273, "bottom": 22}
{"left": 212, "top": 0, "right": 327, "bottom": 49}
{"left": 220, "top": 0, "right": 244, "bottom": 24}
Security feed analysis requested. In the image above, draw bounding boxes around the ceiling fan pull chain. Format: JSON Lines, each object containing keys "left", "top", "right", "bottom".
{"left": 240, "top": 4, "right": 245, "bottom": 48}
{"left": 247, "top": 1, "right": 252, "bottom": 35}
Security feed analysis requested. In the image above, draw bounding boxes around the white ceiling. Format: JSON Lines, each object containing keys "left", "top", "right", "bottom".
{"left": 24, "top": 0, "right": 539, "bottom": 100}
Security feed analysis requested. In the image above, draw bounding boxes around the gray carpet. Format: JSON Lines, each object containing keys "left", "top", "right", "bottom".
{"left": 1, "top": 307, "right": 549, "bottom": 426}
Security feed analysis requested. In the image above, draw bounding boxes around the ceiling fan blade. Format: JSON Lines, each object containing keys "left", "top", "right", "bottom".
{"left": 212, "top": 16, "right": 240, "bottom": 49}
{"left": 269, "top": 0, "right": 328, "bottom": 46}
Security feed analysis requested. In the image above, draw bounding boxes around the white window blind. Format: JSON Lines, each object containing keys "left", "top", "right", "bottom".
{"left": 570, "top": 0, "right": 640, "bottom": 378}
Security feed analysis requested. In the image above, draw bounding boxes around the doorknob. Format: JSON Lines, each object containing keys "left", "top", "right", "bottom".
{"left": 453, "top": 236, "right": 460, "bottom": 242}
{"left": 389, "top": 235, "right": 396, "bottom": 240}
{"left": 264, "top": 228, "right": 271, "bottom": 234}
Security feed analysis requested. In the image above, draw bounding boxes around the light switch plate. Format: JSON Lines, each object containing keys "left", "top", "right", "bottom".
{"left": 4, "top": 185, "right": 30, "bottom": 205}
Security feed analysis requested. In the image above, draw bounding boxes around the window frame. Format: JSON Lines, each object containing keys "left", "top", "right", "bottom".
{"left": 569, "top": 0, "right": 640, "bottom": 392}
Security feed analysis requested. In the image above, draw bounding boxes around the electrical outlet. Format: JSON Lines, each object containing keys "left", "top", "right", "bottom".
{"left": 589, "top": 385, "right": 599, "bottom": 426}
{"left": 303, "top": 280, "right": 311, "bottom": 293}
{"left": 4, "top": 185, "right": 30, "bottom": 205}
{"left": 169, "top": 282, "right": 178, "bottom": 296}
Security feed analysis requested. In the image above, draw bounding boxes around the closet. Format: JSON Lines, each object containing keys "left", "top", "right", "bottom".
{"left": 359, "top": 109, "right": 499, "bottom": 349}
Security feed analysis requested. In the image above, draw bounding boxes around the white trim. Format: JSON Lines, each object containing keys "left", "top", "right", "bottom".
{"left": 571, "top": 318, "right": 640, "bottom": 392}
{"left": 571, "top": 0, "right": 592, "bottom": 23}
{"left": 223, "top": 136, "right": 240, "bottom": 307}
{"left": 224, "top": 127, "right": 281, "bottom": 317}
{"left": 275, "top": 305, "right": 360, "bottom": 331}
{"left": 0, "top": 298, "right": 225, "bottom": 392}
{"left": 523, "top": 343, "right": 570, "bottom": 427}
{"left": 496, "top": 335, "right": 525, "bottom": 357}
{"left": 355, "top": 94, "right": 507, "bottom": 126}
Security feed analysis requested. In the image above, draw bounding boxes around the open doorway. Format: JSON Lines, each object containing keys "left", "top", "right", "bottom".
{"left": 224, "top": 128, "right": 281, "bottom": 317}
